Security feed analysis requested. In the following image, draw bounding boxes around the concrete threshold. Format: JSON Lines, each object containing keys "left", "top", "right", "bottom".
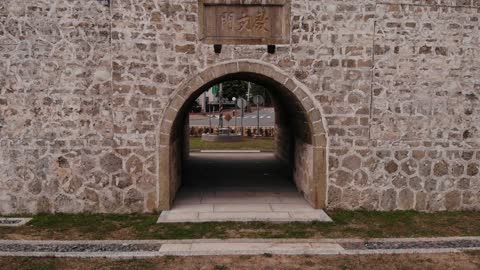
{"left": 157, "top": 209, "right": 333, "bottom": 223}
{"left": 0, "top": 237, "right": 479, "bottom": 258}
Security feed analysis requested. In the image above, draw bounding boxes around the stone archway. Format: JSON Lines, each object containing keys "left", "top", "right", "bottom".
{"left": 157, "top": 60, "right": 328, "bottom": 210}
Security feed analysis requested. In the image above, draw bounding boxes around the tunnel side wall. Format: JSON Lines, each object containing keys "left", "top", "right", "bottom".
{"left": 274, "top": 123, "right": 292, "bottom": 164}
{"left": 293, "top": 138, "right": 315, "bottom": 204}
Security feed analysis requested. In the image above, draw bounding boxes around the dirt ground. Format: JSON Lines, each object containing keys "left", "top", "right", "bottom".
{"left": 1, "top": 252, "right": 480, "bottom": 270}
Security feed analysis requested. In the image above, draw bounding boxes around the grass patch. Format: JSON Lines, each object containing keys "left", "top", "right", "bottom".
{"left": 465, "top": 250, "right": 480, "bottom": 256}
{"left": 7, "top": 214, "right": 158, "bottom": 240}
{"left": 5, "top": 257, "right": 56, "bottom": 270}
{"left": 0, "top": 210, "right": 479, "bottom": 240}
{"left": 0, "top": 257, "right": 157, "bottom": 270}
{"left": 189, "top": 137, "right": 274, "bottom": 151}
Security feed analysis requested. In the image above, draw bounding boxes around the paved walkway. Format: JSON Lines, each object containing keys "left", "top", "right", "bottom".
{"left": 0, "top": 237, "right": 479, "bottom": 257}
{"left": 158, "top": 153, "right": 332, "bottom": 223}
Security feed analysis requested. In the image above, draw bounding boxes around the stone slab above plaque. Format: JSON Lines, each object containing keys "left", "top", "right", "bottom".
{"left": 199, "top": 0, "right": 291, "bottom": 45}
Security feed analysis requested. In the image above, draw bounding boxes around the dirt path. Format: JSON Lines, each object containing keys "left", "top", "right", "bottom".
{"left": 2, "top": 252, "right": 480, "bottom": 270}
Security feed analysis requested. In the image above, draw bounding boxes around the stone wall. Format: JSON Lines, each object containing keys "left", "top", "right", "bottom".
{"left": 327, "top": 1, "right": 480, "bottom": 211}
{"left": 293, "top": 138, "right": 315, "bottom": 204}
{"left": 0, "top": 0, "right": 478, "bottom": 213}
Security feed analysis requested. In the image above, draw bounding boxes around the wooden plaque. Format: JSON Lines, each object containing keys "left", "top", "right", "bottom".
{"left": 199, "top": 0, "right": 291, "bottom": 45}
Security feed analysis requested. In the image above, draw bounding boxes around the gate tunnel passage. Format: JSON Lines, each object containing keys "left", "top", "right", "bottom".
{"left": 183, "top": 153, "right": 292, "bottom": 188}
{"left": 158, "top": 61, "right": 327, "bottom": 212}
{"left": 158, "top": 152, "right": 333, "bottom": 223}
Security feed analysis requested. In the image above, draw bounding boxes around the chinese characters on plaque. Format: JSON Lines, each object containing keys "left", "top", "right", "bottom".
{"left": 199, "top": 1, "right": 290, "bottom": 45}
{"left": 220, "top": 10, "right": 270, "bottom": 33}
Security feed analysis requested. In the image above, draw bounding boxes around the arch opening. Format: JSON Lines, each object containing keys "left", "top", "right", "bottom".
{"left": 158, "top": 61, "right": 327, "bottom": 211}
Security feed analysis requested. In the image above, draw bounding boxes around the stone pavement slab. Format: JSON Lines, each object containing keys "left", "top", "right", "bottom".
{"left": 157, "top": 188, "right": 333, "bottom": 223}
{"left": 213, "top": 204, "right": 272, "bottom": 212}
{"left": 289, "top": 211, "right": 332, "bottom": 220}
{"left": 270, "top": 203, "right": 316, "bottom": 211}
{"left": 198, "top": 211, "right": 291, "bottom": 221}
{"left": 0, "top": 218, "right": 32, "bottom": 227}
{"left": 200, "top": 150, "right": 261, "bottom": 153}
{"left": 169, "top": 204, "right": 214, "bottom": 212}
{"left": 201, "top": 196, "right": 283, "bottom": 204}
{"left": 159, "top": 212, "right": 198, "bottom": 221}
{"left": 179, "top": 242, "right": 344, "bottom": 255}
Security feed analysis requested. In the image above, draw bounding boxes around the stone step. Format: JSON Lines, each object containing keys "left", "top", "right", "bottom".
{"left": 157, "top": 209, "right": 333, "bottom": 223}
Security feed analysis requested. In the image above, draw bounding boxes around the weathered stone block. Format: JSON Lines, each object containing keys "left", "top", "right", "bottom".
{"left": 385, "top": 160, "right": 398, "bottom": 174}
{"left": 342, "top": 155, "right": 362, "bottom": 171}
{"left": 433, "top": 161, "right": 449, "bottom": 177}
{"left": 445, "top": 191, "right": 461, "bottom": 210}
{"left": 100, "top": 153, "right": 123, "bottom": 174}
{"left": 380, "top": 188, "right": 397, "bottom": 210}
{"left": 467, "top": 163, "right": 479, "bottom": 176}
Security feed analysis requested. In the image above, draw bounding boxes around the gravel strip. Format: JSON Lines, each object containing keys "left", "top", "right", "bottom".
{"left": 0, "top": 244, "right": 162, "bottom": 253}
{"left": 0, "top": 238, "right": 479, "bottom": 254}
{"left": 363, "top": 240, "right": 480, "bottom": 250}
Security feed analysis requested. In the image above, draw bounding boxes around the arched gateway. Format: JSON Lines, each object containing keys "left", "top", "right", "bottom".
{"left": 157, "top": 60, "right": 328, "bottom": 210}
